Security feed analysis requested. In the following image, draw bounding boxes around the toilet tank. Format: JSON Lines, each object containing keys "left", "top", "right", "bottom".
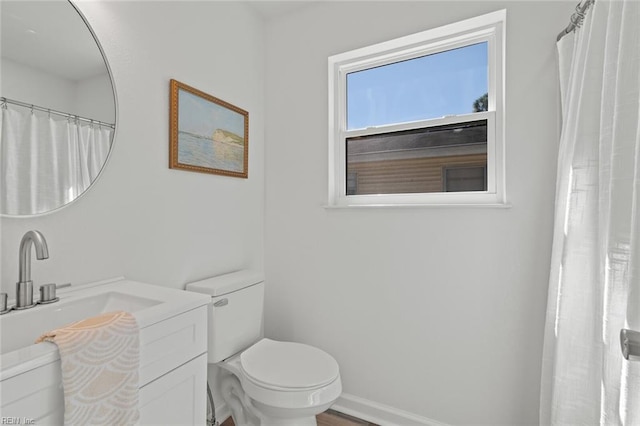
{"left": 186, "top": 270, "right": 264, "bottom": 363}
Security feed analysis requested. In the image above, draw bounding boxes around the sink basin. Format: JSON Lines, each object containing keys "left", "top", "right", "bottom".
{"left": 1, "top": 291, "right": 160, "bottom": 355}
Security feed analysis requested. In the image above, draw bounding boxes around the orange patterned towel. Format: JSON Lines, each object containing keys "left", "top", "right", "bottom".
{"left": 36, "top": 311, "right": 140, "bottom": 425}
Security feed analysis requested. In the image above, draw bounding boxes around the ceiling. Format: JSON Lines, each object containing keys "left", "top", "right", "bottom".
{"left": 247, "top": 1, "right": 319, "bottom": 20}
{"left": 1, "top": 1, "right": 107, "bottom": 82}
{"left": 0, "top": 0, "right": 318, "bottom": 83}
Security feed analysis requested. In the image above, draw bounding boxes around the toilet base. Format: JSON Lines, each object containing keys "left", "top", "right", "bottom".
{"left": 257, "top": 415, "right": 317, "bottom": 426}
{"left": 218, "top": 359, "right": 336, "bottom": 426}
{"left": 221, "top": 374, "right": 325, "bottom": 426}
{"left": 251, "top": 399, "right": 337, "bottom": 426}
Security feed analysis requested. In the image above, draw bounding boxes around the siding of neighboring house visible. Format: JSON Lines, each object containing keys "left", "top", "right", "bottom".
{"left": 348, "top": 153, "right": 487, "bottom": 195}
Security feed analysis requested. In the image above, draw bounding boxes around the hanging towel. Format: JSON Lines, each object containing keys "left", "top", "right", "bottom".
{"left": 36, "top": 311, "right": 140, "bottom": 425}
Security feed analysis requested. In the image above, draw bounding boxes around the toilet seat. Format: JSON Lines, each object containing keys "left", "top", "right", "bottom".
{"left": 220, "top": 338, "right": 342, "bottom": 410}
{"left": 240, "top": 339, "right": 339, "bottom": 390}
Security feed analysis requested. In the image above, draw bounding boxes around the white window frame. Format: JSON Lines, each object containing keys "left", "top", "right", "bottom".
{"left": 328, "top": 10, "right": 506, "bottom": 207}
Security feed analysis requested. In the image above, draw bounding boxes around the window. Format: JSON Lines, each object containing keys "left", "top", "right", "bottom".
{"left": 328, "top": 10, "right": 506, "bottom": 206}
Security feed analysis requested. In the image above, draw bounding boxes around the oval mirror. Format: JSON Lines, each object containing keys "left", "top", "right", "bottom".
{"left": 0, "top": 0, "right": 116, "bottom": 216}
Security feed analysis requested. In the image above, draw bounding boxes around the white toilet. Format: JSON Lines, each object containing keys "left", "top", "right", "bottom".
{"left": 186, "top": 270, "right": 342, "bottom": 426}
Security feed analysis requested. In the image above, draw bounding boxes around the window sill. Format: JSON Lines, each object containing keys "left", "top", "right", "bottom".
{"left": 323, "top": 202, "right": 512, "bottom": 209}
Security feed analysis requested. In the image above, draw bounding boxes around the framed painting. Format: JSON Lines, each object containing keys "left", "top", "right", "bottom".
{"left": 169, "top": 79, "right": 248, "bottom": 178}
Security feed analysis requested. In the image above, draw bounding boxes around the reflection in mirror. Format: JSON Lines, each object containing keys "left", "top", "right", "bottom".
{"left": 0, "top": 0, "right": 116, "bottom": 216}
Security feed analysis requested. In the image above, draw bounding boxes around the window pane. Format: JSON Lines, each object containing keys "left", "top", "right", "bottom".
{"left": 444, "top": 166, "right": 487, "bottom": 192}
{"left": 346, "top": 120, "right": 487, "bottom": 196}
{"left": 346, "top": 42, "right": 488, "bottom": 130}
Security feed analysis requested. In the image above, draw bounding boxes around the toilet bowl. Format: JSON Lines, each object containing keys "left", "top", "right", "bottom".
{"left": 186, "top": 271, "right": 342, "bottom": 426}
{"left": 220, "top": 338, "right": 341, "bottom": 425}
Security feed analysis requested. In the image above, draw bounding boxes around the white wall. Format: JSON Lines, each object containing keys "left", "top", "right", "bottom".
{"left": 264, "top": 2, "right": 574, "bottom": 425}
{"left": 1, "top": 58, "right": 76, "bottom": 114}
{"left": 0, "top": 1, "right": 264, "bottom": 307}
{"left": 74, "top": 73, "right": 116, "bottom": 124}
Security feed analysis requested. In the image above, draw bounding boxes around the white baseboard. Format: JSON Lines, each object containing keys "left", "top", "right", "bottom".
{"left": 215, "top": 393, "right": 449, "bottom": 426}
{"left": 332, "top": 393, "right": 450, "bottom": 426}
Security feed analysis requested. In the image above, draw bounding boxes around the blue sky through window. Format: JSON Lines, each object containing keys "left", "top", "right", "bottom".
{"left": 346, "top": 42, "right": 488, "bottom": 130}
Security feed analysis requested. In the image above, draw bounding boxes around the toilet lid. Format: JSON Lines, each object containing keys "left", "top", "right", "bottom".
{"left": 240, "top": 339, "right": 339, "bottom": 390}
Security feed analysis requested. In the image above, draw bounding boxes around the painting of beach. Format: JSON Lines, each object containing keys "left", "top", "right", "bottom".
{"left": 170, "top": 79, "right": 248, "bottom": 178}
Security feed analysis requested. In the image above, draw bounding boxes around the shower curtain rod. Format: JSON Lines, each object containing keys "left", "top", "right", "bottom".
{"left": 557, "top": 0, "right": 595, "bottom": 41}
{"left": 0, "top": 97, "right": 115, "bottom": 129}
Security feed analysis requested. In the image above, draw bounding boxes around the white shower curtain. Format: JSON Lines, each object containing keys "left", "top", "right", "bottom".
{"left": 540, "top": 0, "right": 640, "bottom": 424}
{"left": 0, "top": 106, "right": 113, "bottom": 215}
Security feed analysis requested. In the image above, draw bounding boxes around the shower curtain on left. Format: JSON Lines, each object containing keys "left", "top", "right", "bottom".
{"left": 0, "top": 106, "right": 112, "bottom": 215}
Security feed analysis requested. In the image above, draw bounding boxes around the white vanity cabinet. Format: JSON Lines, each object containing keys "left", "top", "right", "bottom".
{"left": 0, "top": 279, "right": 211, "bottom": 425}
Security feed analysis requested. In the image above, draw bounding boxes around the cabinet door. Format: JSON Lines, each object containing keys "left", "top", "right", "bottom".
{"left": 139, "top": 353, "right": 207, "bottom": 425}
{"left": 0, "top": 360, "right": 64, "bottom": 425}
{"left": 140, "top": 306, "right": 208, "bottom": 386}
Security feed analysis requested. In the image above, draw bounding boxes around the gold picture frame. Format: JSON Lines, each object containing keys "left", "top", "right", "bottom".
{"left": 169, "top": 79, "right": 248, "bottom": 178}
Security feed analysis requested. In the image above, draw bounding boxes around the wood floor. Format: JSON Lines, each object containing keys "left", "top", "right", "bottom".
{"left": 220, "top": 409, "right": 378, "bottom": 426}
